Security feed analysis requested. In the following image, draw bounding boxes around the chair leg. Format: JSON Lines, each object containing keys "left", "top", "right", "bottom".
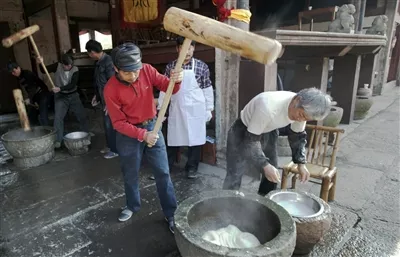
{"left": 320, "top": 177, "right": 330, "bottom": 202}
{"left": 291, "top": 174, "right": 297, "bottom": 189}
{"left": 328, "top": 172, "right": 337, "bottom": 202}
{"left": 281, "top": 169, "right": 289, "bottom": 189}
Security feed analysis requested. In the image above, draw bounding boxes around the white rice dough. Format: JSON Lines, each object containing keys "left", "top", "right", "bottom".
{"left": 202, "top": 224, "right": 261, "bottom": 248}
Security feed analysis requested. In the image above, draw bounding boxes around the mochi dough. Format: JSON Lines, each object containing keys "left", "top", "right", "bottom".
{"left": 202, "top": 224, "right": 261, "bottom": 248}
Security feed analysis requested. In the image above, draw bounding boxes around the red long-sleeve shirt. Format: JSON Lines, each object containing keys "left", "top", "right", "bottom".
{"left": 104, "top": 63, "right": 181, "bottom": 141}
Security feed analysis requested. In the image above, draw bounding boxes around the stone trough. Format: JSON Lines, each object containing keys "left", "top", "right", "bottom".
{"left": 174, "top": 190, "right": 297, "bottom": 257}
{"left": 1, "top": 126, "right": 56, "bottom": 169}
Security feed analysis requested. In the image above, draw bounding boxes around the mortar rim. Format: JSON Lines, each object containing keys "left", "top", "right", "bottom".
{"left": 174, "top": 189, "right": 296, "bottom": 256}
{"left": 1, "top": 126, "right": 56, "bottom": 142}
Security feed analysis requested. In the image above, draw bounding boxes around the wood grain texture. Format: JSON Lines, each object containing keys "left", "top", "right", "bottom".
{"left": 13, "top": 89, "right": 31, "bottom": 131}
{"left": 163, "top": 7, "right": 282, "bottom": 65}
{"left": 2, "top": 25, "right": 39, "bottom": 48}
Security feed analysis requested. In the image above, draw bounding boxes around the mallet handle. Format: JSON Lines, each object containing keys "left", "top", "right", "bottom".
{"left": 28, "top": 35, "right": 56, "bottom": 90}
{"left": 147, "top": 38, "right": 192, "bottom": 147}
{"left": 13, "top": 89, "right": 31, "bottom": 131}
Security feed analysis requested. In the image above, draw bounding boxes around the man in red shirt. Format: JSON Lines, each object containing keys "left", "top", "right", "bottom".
{"left": 104, "top": 43, "right": 183, "bottom": 234}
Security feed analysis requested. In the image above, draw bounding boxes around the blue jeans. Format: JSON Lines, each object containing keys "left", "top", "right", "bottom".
{"left": 116, "top": 120, "right": 177, "bottom": 218}
{"left": 54, "top": 92, "right": 89, "bottom": 143}
{"left": 103, "top": 112, "right": 117, "bottom": 153}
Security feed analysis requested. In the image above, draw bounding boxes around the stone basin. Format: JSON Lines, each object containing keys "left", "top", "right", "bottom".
{"left": 63, "top": 131, "right": 91, "bottom": 156}
{"left": 1, "top": 126, "right": 56, "bottom": 169}
{"left": 266, "top": 189, "right": 332, "bottom": 255}
{"left": 174, "top": 190, "right": 297, "bottom": 257}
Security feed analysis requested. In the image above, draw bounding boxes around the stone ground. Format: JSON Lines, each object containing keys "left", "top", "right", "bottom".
{"left": 0, "top": 82, "right": 399, "bottom": 257}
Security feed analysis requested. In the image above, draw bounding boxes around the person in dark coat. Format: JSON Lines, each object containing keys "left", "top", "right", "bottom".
{"left": 86, "top": 39, "right": 118, "bottom": 159}
{"left": 8, "top": 62, "right": 52, "bottom": 126}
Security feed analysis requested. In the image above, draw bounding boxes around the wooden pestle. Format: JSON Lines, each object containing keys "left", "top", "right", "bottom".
{"left": 13, "top": 89, "right": 31, "bottom": 131}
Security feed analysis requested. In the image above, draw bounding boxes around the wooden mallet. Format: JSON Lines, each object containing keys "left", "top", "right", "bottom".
{"left": 2, "top": 25, "right": 56, "bottom": 91}
{"left": 3, "top": 25, "right": 57, "bottom": 132}
{"left": 147, "top": 7, "right": 282, "bottom": 147}
{"left": 12, "top": 89, "right": 31, "bottom": 131}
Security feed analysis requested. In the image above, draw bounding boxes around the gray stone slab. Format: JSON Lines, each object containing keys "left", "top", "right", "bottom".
{"left": 330, "top": 164, "right": 383, "bottom": 210}
{"left": 92, "top": 179, "right": 125, "bottom": 200}
{"left": 337, "top": 218, "right": 400, "bottom": 257}
{"left": 301, "top": 205, "right": 359, "bottom": 257}
{"left": 337, "top": 146, "right": 397, "bottom": 172}
{"left": 361, "top": 177, "right": 400, "bottom": 224}
{"left": 69, "top": 210, "right": 176, "bottom": 257}
{"left": 1, "top": 186, "right": 107, "bottom": 240}
{"left": 3, "top": 222, "right": 91, "bottom": 257}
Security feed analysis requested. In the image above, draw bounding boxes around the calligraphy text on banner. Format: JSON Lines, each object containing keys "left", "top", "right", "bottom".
{"left": 123, "top": 0, "right": 159, "bottom": 23}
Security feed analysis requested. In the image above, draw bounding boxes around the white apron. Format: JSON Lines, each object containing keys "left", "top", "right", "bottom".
{"left": 167, "top": 59, "right": 206, "bottom": 147}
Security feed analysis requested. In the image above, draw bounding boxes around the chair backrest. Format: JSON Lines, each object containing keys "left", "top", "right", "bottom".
{"left": 305, "top": 124, "right": 345, "bottom": 169}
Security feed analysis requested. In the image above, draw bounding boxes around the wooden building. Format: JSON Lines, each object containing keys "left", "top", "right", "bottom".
{"left": 0, "top": 0, "right": 398, "bottom": 166}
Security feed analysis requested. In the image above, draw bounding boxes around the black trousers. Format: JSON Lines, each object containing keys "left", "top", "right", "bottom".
{"left": 167, "top": 145, "right": 202, "bottom": 172}
{"left": 222, "top": 118, "right": 279, "bottom": 195}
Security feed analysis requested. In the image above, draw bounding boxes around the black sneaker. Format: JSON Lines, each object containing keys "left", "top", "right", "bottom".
{"left": 165, "top": 217, "right": 175, "bottom": 234}
{"left": 186, "top": 169, "right": 197, "bottom": 179}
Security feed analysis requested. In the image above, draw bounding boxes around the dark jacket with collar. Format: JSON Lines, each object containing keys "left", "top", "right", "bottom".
{"left": 94, "top": 53, "right": 114, "bottom": 104}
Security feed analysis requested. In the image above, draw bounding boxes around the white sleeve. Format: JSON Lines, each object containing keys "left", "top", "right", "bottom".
{"left": 157, "top": 91, "right": 165, "bottom": 110}
{"left": 247, "top": 109, "right": 271, "bottom": 136}
{"left": 202, "top": 87, "right": 214, "bottom": 111}
{"left": 290, "top": 121, "right": 306, "bottom": 133}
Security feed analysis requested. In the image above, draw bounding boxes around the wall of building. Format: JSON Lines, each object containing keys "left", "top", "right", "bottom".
{"left": 67, "top": 0, "right": 109, "bottom": 19}
{"left": 0, "top": 0, "right": 31, "bottom": 70}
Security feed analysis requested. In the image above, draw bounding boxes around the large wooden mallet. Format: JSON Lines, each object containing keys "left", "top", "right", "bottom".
{"left": 148, "top": 7, "right": 282, "bottom": 146}
{"left": 2, "top": 25, "right": 56, "bottom": 91}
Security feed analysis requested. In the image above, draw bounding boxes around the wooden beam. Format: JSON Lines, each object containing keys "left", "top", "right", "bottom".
{"left": 24, "top": 0, "right": 52, "bottom": 16}
{"left": 338, "top": 45, "right": 354, "bottom": 56}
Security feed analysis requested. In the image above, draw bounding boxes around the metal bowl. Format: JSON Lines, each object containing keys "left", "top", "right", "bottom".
{"left": 268, "top": 191, "right": 324, "bottom": 219}
{"left": 63, "top": 131, "right": 91, "bottom": 156}
{"left": 64, "top": 131, "right": 89, "bottom": 140}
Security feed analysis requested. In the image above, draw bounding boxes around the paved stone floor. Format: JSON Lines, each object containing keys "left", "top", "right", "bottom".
{"left": 0, "top": 83, "right": 399, "bottom": 257}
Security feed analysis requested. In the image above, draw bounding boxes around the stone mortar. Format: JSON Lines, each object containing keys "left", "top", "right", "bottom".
{"left": 266, "top": 189, "right": 332, "bottom": 255}
{"left": 174, "top": 190, "right": 297, "bottom": 257}
{"left": 1, "top": 126, "right": 56, "bottom": 169}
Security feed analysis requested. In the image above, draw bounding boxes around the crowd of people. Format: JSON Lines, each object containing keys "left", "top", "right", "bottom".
{"left": 7, "top": 37, "right": 332, "bottom": 234}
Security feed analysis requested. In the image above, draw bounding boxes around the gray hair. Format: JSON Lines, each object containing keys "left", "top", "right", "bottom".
{"left": 295, "top": 88, "right": 332, "bottom": 120}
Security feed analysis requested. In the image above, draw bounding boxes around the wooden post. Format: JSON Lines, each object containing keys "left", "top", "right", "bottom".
{"left": 52, "top": 0, "right": 71, "bottom": 56}
{"left": 13, "top": 89, "right": 31, "bottom": 131}
{"left": 215, "top": 0, "right": 250, "bottom": 167}
{"left": 373, "top": 0, "right": 399, "bottom": 95}
{"left": 330, "top": 55, "right": 361, "bottom": 124}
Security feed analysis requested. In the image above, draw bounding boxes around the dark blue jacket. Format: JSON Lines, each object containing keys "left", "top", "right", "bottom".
{"left": 94, "top": 53, "right": 114, "bottom": 104}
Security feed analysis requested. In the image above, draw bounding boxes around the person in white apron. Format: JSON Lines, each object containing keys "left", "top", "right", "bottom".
{"left": 158, "top": 37, "right": 214, "bottom": 179}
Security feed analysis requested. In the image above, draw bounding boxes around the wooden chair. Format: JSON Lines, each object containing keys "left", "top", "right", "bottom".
{"left": 281, "top": 124, "right": 344, "bottom": 202}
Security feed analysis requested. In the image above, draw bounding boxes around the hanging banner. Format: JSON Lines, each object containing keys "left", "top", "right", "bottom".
{"left": 121, "top": 0, "right": 164, "bottom": 28}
